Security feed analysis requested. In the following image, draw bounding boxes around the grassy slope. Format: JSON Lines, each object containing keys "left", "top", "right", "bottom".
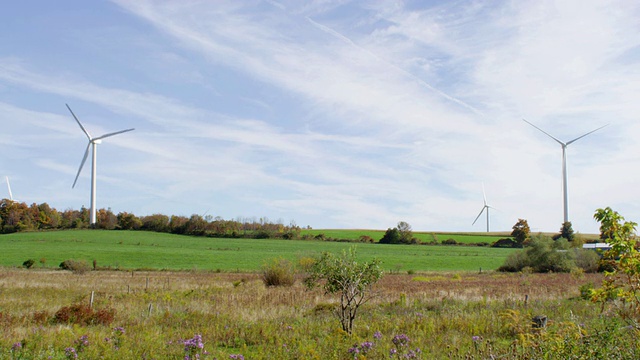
{"left": 301, "top": 229, "right": 511, "bottom": 244}
{"left": 0, "top": 230, "right": 515, "bottom": 272}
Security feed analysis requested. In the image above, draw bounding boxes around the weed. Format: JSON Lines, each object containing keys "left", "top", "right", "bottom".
{"left": 261, "top": 258, "right": 295, "bottom": 287}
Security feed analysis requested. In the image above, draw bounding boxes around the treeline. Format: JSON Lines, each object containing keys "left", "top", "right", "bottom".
{"left": 0, "top": 199, "right": 301, "bottom": 239}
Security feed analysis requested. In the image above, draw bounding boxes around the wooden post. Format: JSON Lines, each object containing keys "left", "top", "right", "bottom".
{"left": 90, "top": 291, "right": 94, "bottom": 308}
{"left": 148, "top": 303, "right": 153, "bottom": 316}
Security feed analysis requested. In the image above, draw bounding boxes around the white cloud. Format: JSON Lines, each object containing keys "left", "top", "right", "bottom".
{"left": 1, "top": 0, "right": 638, "bottom": 233}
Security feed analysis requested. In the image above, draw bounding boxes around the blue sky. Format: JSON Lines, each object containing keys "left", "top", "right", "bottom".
{"left": 1, "top": 0, "right": 639, "bottom": 233}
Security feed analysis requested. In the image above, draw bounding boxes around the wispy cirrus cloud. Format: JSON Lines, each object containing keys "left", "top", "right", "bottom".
{"left": 1, "top": 0, "right": 638, "bottom": 231}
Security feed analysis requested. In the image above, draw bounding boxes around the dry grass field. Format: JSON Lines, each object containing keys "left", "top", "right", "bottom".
{"left": 4, "top": 268, "right": 635, "bottom": 359}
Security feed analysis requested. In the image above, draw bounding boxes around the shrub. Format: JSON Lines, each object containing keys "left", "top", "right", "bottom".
{"left": 498, "top": 236, "right": 577, "bottom": 273}
{"left": 304, "top": 247, "right": 382, "bottom": 334}
{"left": 53, "top": 304, "right": 115, "bottom": 325}
{"left": 59, "top": 259, "right": 90, "bottom": 274}
{"left": 441, "top": 238, "right": 457, "bottom": 245}
{"left": 261, "top": 258, "right": 295, "bottom": 287}
{"left": 574, "top": 248, "right": 600, "bottom": 273}
{"left": 579, "top": 282, "right": 595, "bottom": 300}
{"left": 498, "top": 251, "right": 529, "bottom": 272}
{"left": 591, "top": 207, "right": 640, "bottom": 327}
{"left": 380, "top": 228, "right": 401, "bottom": 244}
{"left": 22, "top": 259, "right": 35, "bottom": 269}
{"left": 492, "top": 238, "right": 519, "bottom": 248}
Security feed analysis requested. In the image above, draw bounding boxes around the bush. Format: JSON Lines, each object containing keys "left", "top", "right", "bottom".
{"left": 574, "top": 248, "right": 601, "bottom": 273}
{"left": 53, "top": 304, "right": 115, "bottom": 325}
{"left": 261, "top": 258, "right": 296, "bottom": 287}
{"left": 441, "top": 238, "right": 457, "bottom": 245}
{"left": 22, "top": 259, "right": 35, "bottom": 269}
{"left": 498, "top": 251, "right": 529, "bottom": 272}
{"left": 59, "top": 259, "right": 90, "bottom": 274}
{"left": 492, "top": 238, "right": 519, "bottom": 248}
{"left": 498, "top": 236, "right": 578, "bottom": 273}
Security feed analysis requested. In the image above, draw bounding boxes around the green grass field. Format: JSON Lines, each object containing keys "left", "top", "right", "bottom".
{"left": 0, "top": 230, "right": 515, "bottom": 272}
{"left": 301, "top": 229, "right": 511, "bottom": 244}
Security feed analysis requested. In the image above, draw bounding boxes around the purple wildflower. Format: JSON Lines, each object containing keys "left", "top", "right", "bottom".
{"left": 373, "top": 331, "right": 383, "bottom": 340}
{"left": 360, "top": 341, "right": 374, "bottom": 354}
{"left": 65, "top": 347, "right": 78, "bottom": 360}
{"left": 229, "top": 355, "right": 245, "bottom": 360}
{"left": 11, "top": 342, "right": 22, "bottom": 351}
{"left": 348, "top": 345, "right": 360, "bottom": 354}
{"left": 75, "top": 335, "right": 89, "bottom": 351}
{"left": 392, "top": 334, "right": 410, "bottom": 347}
{"left": 472, "top": 335, "right": 481, "bottom": 342}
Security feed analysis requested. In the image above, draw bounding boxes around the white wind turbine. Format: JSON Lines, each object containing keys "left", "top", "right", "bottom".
{"left": 67, "top": 104, "right": 134, "bottom": 226}
{"left": 523, "top": 119, "right": 608, "bottom": 224}
{"left": 472, "top": 184, "right": 493, "bottom": 232}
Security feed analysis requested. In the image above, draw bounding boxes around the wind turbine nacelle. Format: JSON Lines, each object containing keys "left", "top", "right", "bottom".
{"left": 93, "top": 139, "right": 103, "bottom": 145}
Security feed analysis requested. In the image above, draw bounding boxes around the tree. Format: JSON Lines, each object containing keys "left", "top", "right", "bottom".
{"left": 304, "top": 247, "right": 383, "bottom": 334}
{"left": 511, "top": 219, "right": 530, "bottom": 246}
{"left": 591, "top": 207, "right": 640, "bottom": 327}
{"left": 560, "top": 221, "right": 575, "bottom": 241}
{"left": 380, "top": 227, "right": 401, "bottom": 244}
{"left": 380, "top": 221, "right": 414, "bottom": 244}
{"left": 397, "top": 221, "right": 414, "bottom": 243}
{"left": 117, "top": 212, "right": 142, "bottom": 230}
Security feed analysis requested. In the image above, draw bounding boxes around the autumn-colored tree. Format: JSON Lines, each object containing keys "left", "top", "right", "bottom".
{"left": 591, "top": 207, "right": 640, "bottom": 327}
{"left": 511, "top": 219, "right": 530, "bottom": 246}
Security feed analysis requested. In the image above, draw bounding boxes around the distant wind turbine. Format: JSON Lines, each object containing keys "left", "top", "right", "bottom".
{"left": 66, "top": 104, "right": 134, "bottom": 226}
{"left": 523, "top": 119, "right": 608, "bottom": 224}
{"left": 472, "top": 184, "right": 494, "bottom": 232}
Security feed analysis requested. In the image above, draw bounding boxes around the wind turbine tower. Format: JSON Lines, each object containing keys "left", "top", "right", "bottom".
{"left": 472, "top": 184, "right": 493, "bottom": 232}
{"left": 66, "top": 104, "right": 134, "bottom": 226}
{"left": 523, "top": 119, "right": 607, "bottom": 224}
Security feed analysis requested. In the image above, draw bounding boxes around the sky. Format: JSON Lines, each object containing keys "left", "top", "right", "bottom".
{"left": 1, "top": 0, "right": 639, "bottom": 234}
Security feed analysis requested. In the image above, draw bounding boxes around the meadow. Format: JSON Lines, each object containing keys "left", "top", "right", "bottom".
{"left": 0, "top": 230, "right": 515, "bottom": 272}
{"left": 2, "top": 269, "right": 637, "bottom": 359}
{"left": 300, "top": 229, "right": 512, "bottom": 244}
{"left": 2, "top": 230, "right": 636, "bottom": 359}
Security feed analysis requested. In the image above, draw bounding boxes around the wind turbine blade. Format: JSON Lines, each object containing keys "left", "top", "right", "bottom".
{"left": 472, "top": 207, "right": 486, "bottom": 225}
{"left": 6, "top": 176, "right": 13, "bottom": 201}
{"left": 523, "top": 119, "right": 564, "bottom": 145}
{"left": 66, "top": 104, "right": 92, "bottom": 140}
{"left": 72, "top": 142, "right": 91, "bottom": 188}
{"left": 566, "top": 124, "right": 609, "bottom": 145}
{"left": 93, "top": 128, "right": 135, "bottom": 141}
{"left": 482, "top": 183, "right": 487, "bottom": 205}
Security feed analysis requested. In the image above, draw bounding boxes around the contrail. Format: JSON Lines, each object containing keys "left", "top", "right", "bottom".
{"left": 306, "top": 17, "right": 485, "bottom": 118}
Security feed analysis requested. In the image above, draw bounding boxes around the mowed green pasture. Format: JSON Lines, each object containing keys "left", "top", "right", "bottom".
{"left": 0, "top": 230, "right": 515, "bottom": 272}
{"left": 301, "top": 229, "right": 511, "bottom": 244}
